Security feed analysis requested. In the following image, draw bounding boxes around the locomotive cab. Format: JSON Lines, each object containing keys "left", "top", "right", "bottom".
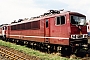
{"left": 69, "top": 12, "right": 88, "bottom": 57}
{"left": 70, "top": 13, "right": 87, "bottom": 44}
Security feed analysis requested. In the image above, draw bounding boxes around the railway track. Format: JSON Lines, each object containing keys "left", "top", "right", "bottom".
{"left": 0, "top": 39, "right": 90, "bottom": 60}
{"left": 0, "top": 46, "right": 30, "bottom": 60}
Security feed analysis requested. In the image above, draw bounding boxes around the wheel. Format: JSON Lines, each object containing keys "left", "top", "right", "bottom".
{"left": 61, "top": 46, "right": 72, "bottom": 56}
{"left": 75, "top": 47, "right": 88, "bottom": 58}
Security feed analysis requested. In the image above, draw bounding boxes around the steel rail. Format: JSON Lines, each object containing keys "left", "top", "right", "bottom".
{"left": 0, "top": 46, "right": 29, "bottom": 60}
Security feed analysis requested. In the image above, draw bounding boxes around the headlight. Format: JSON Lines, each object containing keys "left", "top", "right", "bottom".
{"left": 82, "top": 44, "right": 88, "bottom": 47}
{"left": 71, "top": 34, "right": 87, "bottom": 39}
{"left": 71, "top": 35, "right": 76, "bottom": 39}
{"left": 84, "top": 34, "right": 88, "bottom": 38}
{"left": 75, "top": 44, "right": 79, "bottom": 46}
{"left": 76, "top": 35, "right": 83, "bottom": 38}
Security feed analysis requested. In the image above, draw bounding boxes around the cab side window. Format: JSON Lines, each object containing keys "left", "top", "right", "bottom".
{"left": 56, "top": 16, "right": 65, "bottom": 25}
{"left": 46, "top": 20, "right": 48, "bottom": 28}
{"left": 61, "top": 16, "right": 65, "bottom": 24}
{"left": 56, "top": 17, "right": 60, "bottom": 25}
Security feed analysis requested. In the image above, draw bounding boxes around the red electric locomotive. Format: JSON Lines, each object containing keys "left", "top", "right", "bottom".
{"left": 6, "top": 10, "right": 88, "bottom": 56}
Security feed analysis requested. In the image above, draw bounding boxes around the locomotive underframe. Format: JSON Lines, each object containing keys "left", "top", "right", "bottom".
{"left": 69, "top": 38, "right": 88, "bottom": 57}
{"left": 70, "top": 38, "right": 88, "bottom": 44}
{"left": 4, "top": 37, "right": 88, "bottom": 57}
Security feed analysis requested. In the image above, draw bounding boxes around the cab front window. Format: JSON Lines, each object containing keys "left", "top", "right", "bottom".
{"left": 71, "top": 15, "right": 86, "bottom": 25}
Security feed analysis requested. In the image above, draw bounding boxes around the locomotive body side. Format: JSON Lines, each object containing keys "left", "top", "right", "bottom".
{"left": 48, "top": 13, "right": 70, "bottom": 45}
{"left": 6, "top": 12, "right": 88, "bottom": 46}
{"left": 6, "top": 13, "right": 70, "bottom": 45}
{"left": 6, "top": 20, "right": 45, "bottom": 43}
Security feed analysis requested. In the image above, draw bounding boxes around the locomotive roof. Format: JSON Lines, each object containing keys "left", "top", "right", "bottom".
{"left": 0, "top": 24, "right": 8, "bottom": 28}
{"left": 69, "top": 12, "right": 85, "bottom": 17}
{"left": 9, "top": 11, "right": 86, "bottom": 26}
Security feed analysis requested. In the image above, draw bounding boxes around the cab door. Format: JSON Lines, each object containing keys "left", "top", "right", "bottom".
{"left": 44, "top": 19, "right": 50, "bottom": 43}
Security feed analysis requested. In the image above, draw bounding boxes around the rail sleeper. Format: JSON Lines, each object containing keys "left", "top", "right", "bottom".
{"left": 0, "top": 47, "right": 29, "bottom": 60}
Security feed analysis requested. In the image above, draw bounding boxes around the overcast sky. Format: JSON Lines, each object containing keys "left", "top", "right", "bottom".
{"left": 0, "top": 0, "right": 90, "bottom": 24}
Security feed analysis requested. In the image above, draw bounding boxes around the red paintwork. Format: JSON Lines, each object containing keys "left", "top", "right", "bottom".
{"left": 70, "top": 25, "right": 87, "bottom": 34}
{"left": 6, "top": 11, "right": 87, "bottom": 46}
{"left": 6, "top": 26, "right": 10, "bottom": 38}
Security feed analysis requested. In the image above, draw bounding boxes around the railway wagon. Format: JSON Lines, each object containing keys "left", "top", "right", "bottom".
{"left": 0, "top": 27, "right": 2, "bottom": 37}
{"left": 0, "top": 24, "right": 8, "bottom": 39}
{"left": 87, "top": 22, "right": 90, "bottom": 44}
{"left": 6, "top": 10, "right": 88, "bottom": 56}
{"left": 87, "top": 22, "right": 90, "bottom": 36}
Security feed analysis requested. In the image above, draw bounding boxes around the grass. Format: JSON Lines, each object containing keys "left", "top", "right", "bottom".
{"left": 0, "top": 40, "right": 80, "bottom": 60}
